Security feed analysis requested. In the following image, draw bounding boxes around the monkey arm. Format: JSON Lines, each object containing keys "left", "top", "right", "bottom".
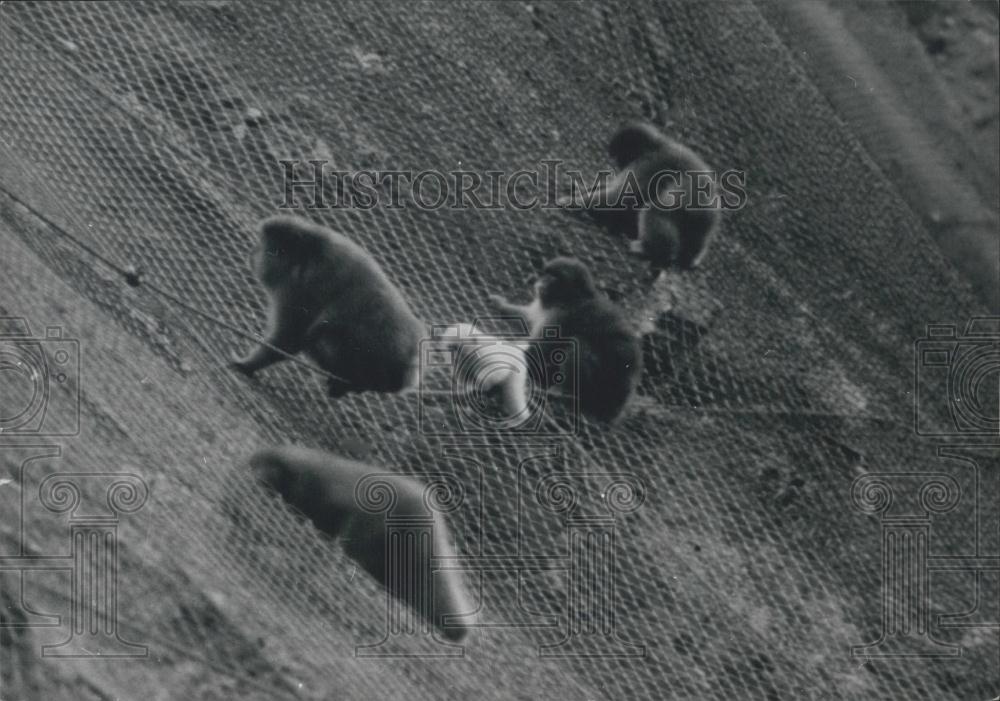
{"left": 556, "top": 169, "right": 630, "bottom": 209}
{"left": 487, "top": 294, "right": 531, "bottom": 320}
{"left": 229, "top": 297, "right": 311, "bottom": 375}
{"left": 230, "top": 344, "right": 287, "bottom": 376}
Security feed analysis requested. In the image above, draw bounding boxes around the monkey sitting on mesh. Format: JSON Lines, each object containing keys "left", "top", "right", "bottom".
{"left": 230, "top": 215, "right": 425, "bottom": 397}
{"left": 558, "top": 122, "right": 722, "bottom": 271}
{"left": 489, "top": 257, "right": 641, "bottom": 423}
{"left": 250, "top": 445, "right": 475, "bottom": 642}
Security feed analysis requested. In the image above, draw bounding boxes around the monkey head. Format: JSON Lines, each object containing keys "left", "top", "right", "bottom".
{"left": 253, "top": 216, "right": 325, "bottom": 288}
{"left": 249, "top": 447, "right": 298, "bottom": 497}
{"left": 535, "top": 257, "right": 598, "bottom": 309}
{"left": 607, "top": 122, "right": 667, "bottom": 170}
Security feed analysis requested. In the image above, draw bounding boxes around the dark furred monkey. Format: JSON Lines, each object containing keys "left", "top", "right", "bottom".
{"left": 230, "top": 215, "right": 425, "bottom": 397}
{"left": 250, "top": 445, "right": 475, "bottom": 642}
{"left": 560, "top": 122, "right": 722, "bottom": 271}
{"left": 490, "top": 257, "right": 642, "bottom": 423}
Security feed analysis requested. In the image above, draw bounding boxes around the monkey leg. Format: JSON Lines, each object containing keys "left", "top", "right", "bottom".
{"left": 636, "top": 208, "right": 680, "bottom": 269}
{"left": 300, "top": 323, "right": 356, "bottom": 398}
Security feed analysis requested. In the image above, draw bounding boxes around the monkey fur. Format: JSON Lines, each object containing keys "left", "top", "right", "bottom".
{"left": 445, "top": 323, "right": 530, "bottom": 420}
{"left": 559, "top": 122, "right": 721, "bottom": 271}
{"left": 250, "top": 445, "right": 474, "bottom": 642}
{"left": 489, "top": 257, "right": 641, "bottom": 423}
{"left": 230, "top": 215, "right": 425, "bottom": 397}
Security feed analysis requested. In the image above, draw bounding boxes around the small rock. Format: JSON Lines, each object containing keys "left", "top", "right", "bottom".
{"left": 244, "top": 107, "right": 265, "bottom": 125}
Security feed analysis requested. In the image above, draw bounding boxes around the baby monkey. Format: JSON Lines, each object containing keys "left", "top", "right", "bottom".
{"left": 230, "top": 215, "right": 425, "bottom": 397}
{"left": 558, "top": 122, "right": 721, "bottom": 271}
{"left": 448, "top": 323, "right": 530, "bottom": 421}
{"left": 490, "top": 257, "right": 641, "bottom": 423}
{"left": 250, "top": 445, "right": 475, "bottom": 642}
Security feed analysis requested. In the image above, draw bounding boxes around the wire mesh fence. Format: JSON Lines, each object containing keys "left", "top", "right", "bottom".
{"left": 0, "top": 1, "right": 995, "bottom": 699}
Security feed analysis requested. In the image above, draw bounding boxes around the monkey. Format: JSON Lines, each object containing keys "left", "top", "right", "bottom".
{"left": 557, "top": 122, "right": 722, "bottom": 271}
{"left": 250, "top": 445, "right": 475, "bottom": 642}
{"left": 229, "top": 215, "right": 425, "bottom": 398}
{"left": 447, "top": 323, "right": 531, "bottom": 422}
{"left": 489, "top": 257, "right": 642, "bottom": 423}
